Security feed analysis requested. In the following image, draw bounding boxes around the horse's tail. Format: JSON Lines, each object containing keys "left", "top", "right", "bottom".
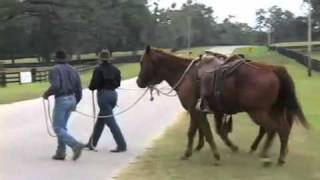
{"left": 273, "top": 66, "right": 309, "bottom": 129}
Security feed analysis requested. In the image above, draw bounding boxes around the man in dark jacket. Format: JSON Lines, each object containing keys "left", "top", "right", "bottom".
{"left": 85, "top": 49, "right": 126, "bottom": 153}
{"left": 43, "top": 50, "right": 84, "bottom": 161}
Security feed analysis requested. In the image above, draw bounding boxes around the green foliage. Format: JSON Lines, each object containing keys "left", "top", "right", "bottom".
{"left": 0, "top": 0, "right": 153, "bottom": 61}
{"left": 150, "top": 1, "right": 264, "bottom": 49}
{"left": 255, "top": 6, "right": 309, "bottom": 43}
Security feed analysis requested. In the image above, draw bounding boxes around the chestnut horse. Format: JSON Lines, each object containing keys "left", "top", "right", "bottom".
{"left": 136, "top": 46, "right": 308, "bottom": 166}
{"left": 137, "top": 46, "right": 240, "bottom": 165}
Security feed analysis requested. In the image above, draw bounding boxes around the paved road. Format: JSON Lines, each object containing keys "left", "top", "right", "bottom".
{"left": 0, "top": 46, "right": 239, "bottom": 180}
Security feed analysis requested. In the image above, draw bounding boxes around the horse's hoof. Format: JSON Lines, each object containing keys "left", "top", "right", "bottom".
{"left": 260, "top": 157, "right": 272, "bottom": 167}
{"left": 277, "top": 160, "right": 285, "bottom": 166}
{"left": 213, "top": 161, "right": 221, "bottom": 166}
{"left": 231, "top": 146, "right": 239, "bottom": 153}
{"left": 195, "top": 145, "right": 204, "bottom": 152}
{"left": 180, "top": 156, "right": 189, "bottom": 160}
{"left": 214, "top": 153, "right": 221, "bottom": 161}
{"left": 249, "top": 146, "right": 257, "bottom": 154}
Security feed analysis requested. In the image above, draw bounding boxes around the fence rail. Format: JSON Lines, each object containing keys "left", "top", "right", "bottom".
{"left": 269, "top": 46, "right": 320, "bottom": 72}
{"left": 0, "top": 63, "right": 96, "bottom": 87}
{"left": 0, "top": 55, "right": 141, "bottom": 87}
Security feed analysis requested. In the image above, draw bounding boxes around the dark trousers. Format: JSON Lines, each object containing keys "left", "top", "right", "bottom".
{"left": 89, "top": 89, "right": 126, "bottom": 149}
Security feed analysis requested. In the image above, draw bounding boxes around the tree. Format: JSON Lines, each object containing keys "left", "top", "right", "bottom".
{"left": 255, "top": 6, "right": 306, "bottom": 43}
{"left": 304, "top": 0, "right": 320, "bottom": 39}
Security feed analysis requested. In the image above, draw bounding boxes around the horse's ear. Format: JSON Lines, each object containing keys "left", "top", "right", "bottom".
{"left": 145, "top": 45, "right": 151, "bottom": 54}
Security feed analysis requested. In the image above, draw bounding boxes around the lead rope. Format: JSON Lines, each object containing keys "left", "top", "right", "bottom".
{"left": 74, "top": 88, "right": 149, "bottom": 118}
{"left": 42, "top": 99, "right": 56, "bottom": 137}
{"left": 43, "top": 88, "right": 150, "bottom": 138}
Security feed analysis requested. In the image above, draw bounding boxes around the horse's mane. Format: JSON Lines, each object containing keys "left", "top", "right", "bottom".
{"left": 152, "top": 48, "right": 193, "bottom": 65}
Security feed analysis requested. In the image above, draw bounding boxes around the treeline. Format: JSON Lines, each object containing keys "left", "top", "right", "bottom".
{"left": 0, "top": 0, "right": 318, "bottom": 62}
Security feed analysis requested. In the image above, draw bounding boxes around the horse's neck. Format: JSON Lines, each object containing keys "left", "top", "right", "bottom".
{"left": 157, "top": 54, "right": 191, "bottom": 88}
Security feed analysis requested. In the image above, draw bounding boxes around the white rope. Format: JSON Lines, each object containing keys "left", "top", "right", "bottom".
{"left": 74, "top": 88, "right": 149, "bottom": 118}
{"left": 42, "top": 88, "right": 149, "bottom": 138}
{"left": 42, "top": 99, "right": 57, "bottom": 137}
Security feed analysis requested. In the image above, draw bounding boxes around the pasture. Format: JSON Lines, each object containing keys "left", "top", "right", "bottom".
{"left": 115, "top": 46, "right": 320, "bottom": 180}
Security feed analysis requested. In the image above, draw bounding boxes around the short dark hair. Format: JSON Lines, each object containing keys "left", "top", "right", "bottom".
{"left": 55, "top": 50, "right": 67, "bottom": 59}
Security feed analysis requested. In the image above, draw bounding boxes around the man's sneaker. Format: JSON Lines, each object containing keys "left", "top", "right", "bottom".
{"left": 72, "top": 144, "right": 84, "bottom": 161}
{"left": 52, "top": 153, "right": 66, "bottom": 161}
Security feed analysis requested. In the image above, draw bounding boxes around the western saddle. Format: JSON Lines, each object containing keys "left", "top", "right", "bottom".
{"left": 196, "top": 51, "right": 246, "bottom": 114}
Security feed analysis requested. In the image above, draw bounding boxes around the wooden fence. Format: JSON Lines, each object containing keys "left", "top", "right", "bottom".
{"left": 0, "top": 55, "right": 141, "bottom": 87}
{"left": 269, "top": 46, "right": 320, "bottom": 71}
{"left": 0, "top": 63, "right": 96, "bottom": 87}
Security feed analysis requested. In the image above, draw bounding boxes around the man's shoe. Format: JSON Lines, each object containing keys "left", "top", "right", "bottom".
{"left": 84, "top": 143, "right": 96, "bottom": 151}
{"left": 72, "top": 144, "right": 84, "bottom": 161}
{"left": 52, "top": 153, "right": 66, "bottom": 161}
{"left": 110, "top": 148, "right": 126, "bottom": 153}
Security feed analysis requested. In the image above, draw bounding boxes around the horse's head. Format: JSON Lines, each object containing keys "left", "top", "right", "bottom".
{"left": 137, "top": 46, "right": 163, "bottom": 88}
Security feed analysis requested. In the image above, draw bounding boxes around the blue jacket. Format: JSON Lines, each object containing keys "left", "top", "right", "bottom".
{"left": 46, "top": 62, "right": 82, "bottom": 103}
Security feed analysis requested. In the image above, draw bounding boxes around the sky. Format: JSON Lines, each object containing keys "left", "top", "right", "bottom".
{"left": 149, "top": 0, "right": 308, "bottom": 26}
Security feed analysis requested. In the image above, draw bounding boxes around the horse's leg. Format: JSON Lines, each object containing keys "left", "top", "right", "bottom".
{"left": 277, "top": 113, "right": 291, "bottom": 166}
{"left": 195, "top": 128, "right": 205, "bottom": 151}
{"left": 260, "top": 131, "right": 276, "bottom": 166}
{"left": 181, "top": 112, "right": 198, "bottom": 160}
{"left": 197, "top": 111, "right": 220, "bottom": 164}
{"left": 214, "top": 113, "right": 239, "bottom": 152}
{"left": 249, "top": 126, "right": 265, "bottom": 153}
{"left": 248, "top": 111, "right": 276, "bottom": 166}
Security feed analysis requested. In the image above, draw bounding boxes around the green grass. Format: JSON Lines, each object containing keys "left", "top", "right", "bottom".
{"left": 0, "top": 63, "right": 139, "bottom": 104}
{"left": 176, "top": 46, "right": 213, "bottom": 58}
{"left": 117, "top": 112, "right": 320, "bottom": 180}
{"left": 312, "top": 51, "right": 320, "bottom": 60}
{"left": 116, "top": 46, "right": 320, "bottom": 180}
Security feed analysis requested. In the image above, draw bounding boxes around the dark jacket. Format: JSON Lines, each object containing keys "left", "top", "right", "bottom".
{"left": 89, "top": 62, "right": 121, "bottom": 91}
{"left": 45, "top": 62, "right": 82, "bottom": 103}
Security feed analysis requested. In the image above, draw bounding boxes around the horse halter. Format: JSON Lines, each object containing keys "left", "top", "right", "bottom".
{"left": 147, "top": 57, "right": 199, "bottom": 100}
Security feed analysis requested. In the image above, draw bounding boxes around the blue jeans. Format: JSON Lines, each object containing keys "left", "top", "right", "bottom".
{"left": 53, "top": 95, "right": 80, "bottom": 154}
{"left": 89, "top": 90, "right": 126, "bottom": 149}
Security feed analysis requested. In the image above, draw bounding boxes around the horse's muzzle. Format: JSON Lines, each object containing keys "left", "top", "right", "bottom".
{"left": 136, "top": 78, "right": 147, "bottom": 88}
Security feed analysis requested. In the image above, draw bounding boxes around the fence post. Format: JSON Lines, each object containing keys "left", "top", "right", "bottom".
{"left": 18, "top": 72, "right": 21, "bottom": 85}
{"left": 0, "top": 72, "right": 6, "bottom": 87}
{"left": 31, "top": 68, "right": 37, "bottom": 82}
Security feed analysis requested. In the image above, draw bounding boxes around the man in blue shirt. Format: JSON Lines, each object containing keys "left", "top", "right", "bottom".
{"left": 43, "top": 50, "right": 84, "bottom": 161}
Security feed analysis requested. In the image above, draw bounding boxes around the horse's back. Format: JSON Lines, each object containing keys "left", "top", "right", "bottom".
{"left": 237, "top": 62, "right": 280, "bottom": 110}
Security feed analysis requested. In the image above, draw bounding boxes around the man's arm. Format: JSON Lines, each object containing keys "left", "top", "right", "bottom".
{"left": 89, "top": 68, "right": 102, "bottom": 91}
{"left": 43, "top": 68, "right": 60, "bottom": 99}
{"left": 115, "top": 68, "right": 121, "bottom": 88}
{"left": 74, "top": 72, "right": 82, "bottom": 104}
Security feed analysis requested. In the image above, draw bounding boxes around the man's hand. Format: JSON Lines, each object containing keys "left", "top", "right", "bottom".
{"left": 43, "top": 91, "right": 49, "bottom": 99}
